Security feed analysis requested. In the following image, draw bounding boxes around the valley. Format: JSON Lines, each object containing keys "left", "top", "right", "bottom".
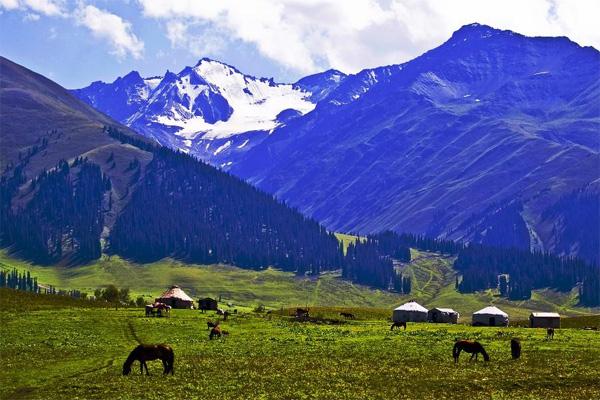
{"left": 1, "top": 4, "right": 599, "bottom": 399}
{"left": 1, "top": 291, "right": 599, "bottom": 400}
{"left": 1, "top": 247, "right": 595, "bottom": 319}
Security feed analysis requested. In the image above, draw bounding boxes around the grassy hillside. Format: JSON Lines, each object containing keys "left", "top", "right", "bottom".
{"left": 1, "top": 248, "right": 597, "bottom": 319}
{"left": 1, "top": 293, "right": 599, "bottom": 400}
{"left": 0, "top": 251, "right": 402, "bottom": 309}
{"left": 334, "top": 232, "right": 365, "bottom": 254}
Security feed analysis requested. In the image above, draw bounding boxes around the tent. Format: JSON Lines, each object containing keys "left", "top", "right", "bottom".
{"left": 155, "top": 285, "right": 194, "bottom": 309}
{"left": 472, "top": 306, "right": 509, "bottom": 326}
{"left": 529, "top": 312, "right": 560, "bottom": 328}
{"left": 428, "top": 307, "right": 459, "bottom": 324}
{"left": 393, "top": 301, "right": 428, "bottom": 323}
{"left": 198, "top": 297, "right": 218, "bottom": 312}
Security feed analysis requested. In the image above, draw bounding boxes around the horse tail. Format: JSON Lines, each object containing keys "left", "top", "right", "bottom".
{"left": 452, "top": 341, "right": 460, "bottom": 362}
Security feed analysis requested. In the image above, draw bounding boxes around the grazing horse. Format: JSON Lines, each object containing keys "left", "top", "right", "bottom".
{"left": 453, "top": 340, "right": 490, "bottom": 363}
{"left": 340, "top": 312, "right": 355, "bottom": 320}
{"left": 547, "top": 328, "right": 555, "bottom": 340}
{"left": 123, "top": 344, "right": 174, "bottom": 376}
{"left": 207, "top": 321, "right": 218, "bottom": 331}
{"left": 209, "top": 325, "right": 222, "bottom": 340}
{"left": 390, "top": 321, "right": 407, "bottom": 331}
{"left": 145, "top": 305, "right": 155, "bottom": 317}
{"left": 511, "top": 338, "right": 521, "bottom": 359}
{"left": 295, "top": 308, "right": 310, "bottom": 321}
{"left": 154, "top": 303, "right": 171, "bottom": 317}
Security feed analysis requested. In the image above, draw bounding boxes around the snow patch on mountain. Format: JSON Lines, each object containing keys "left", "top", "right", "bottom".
{"left": 130, "top": 59, "right": 316, "bottom": 143}
{"left": 214, "top": 140, "right": 232, "bottom": 155}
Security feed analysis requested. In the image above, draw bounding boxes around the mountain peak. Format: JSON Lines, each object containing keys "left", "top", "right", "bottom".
{"left": 120, "top": 70, "right": 143, "bottom": 82}
{"left": 449, "top": 23, "right": 507, "bottom": 42}
{"left": 194, "top": 57, "right": 220, "bottom": 66}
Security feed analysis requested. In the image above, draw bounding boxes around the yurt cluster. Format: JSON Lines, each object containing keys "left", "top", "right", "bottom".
{"left": 392, "top": 301, "right": 561, "bottom": 328}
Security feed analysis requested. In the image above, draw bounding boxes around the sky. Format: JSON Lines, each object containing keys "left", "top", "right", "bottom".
{"left": 1, "top": 0, "right": 599, "bottom": 89}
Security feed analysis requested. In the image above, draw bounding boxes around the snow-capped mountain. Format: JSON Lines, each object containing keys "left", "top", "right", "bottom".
{"left": 73, "top": 59, "right": 346, "bottom": 165}
{"left": 74, "top": 24, "right": 600, "bottom": 262}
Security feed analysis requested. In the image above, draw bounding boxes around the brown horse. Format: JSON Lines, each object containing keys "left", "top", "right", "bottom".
{"left": 453, "top": 340, "right": 490, "bottom": 363}
{"left": 511, "top": 338, "right": 521, "bottom": 359}
{"left": 547, "top": 328, "right": 555, "bottom": 339}
{"left": 390, "top": 321, "right": 407, "bottom": 331}
{"left": 209, "top": 325, "right": 222, "bottom": 340}
{"left": 123, "top": 344, "right": 174, "bottom": 375}
{"left": 340, "top": 312, "right": 355, "bottom": 320}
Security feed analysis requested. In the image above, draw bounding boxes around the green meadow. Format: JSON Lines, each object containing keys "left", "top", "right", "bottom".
{"left": 1, "top": 291, "right": 599, "bottom": 400}
{"left": 1, "top": 246, "right": 597, "bottom": 319}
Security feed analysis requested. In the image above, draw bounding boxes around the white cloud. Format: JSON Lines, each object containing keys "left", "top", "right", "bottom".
{"left": 74, "top": 4, "right": 144, "bottom": 59}
{"left": 137, "top": 0, "right": 600, "bottom": 75}
{"left": 0, "top": 0, "right": 66, "bottom": 16}
{"left": 165, "top": 19, "right": 227, "bottom": 58}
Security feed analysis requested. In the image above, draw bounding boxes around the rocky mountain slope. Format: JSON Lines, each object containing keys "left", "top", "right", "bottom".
{"left": 73, "top": 24, "right": 600, "bottom": 262}
{"left": 231, "top": 24, "right": 600, "bottom": 262}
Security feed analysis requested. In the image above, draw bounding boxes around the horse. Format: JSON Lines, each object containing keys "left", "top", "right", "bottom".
{"left": 390, "top": 321, "right": 407, "bottom": 331}
{"left": 145, "top": 305, "right": 156, "bottom": 317}
{"left": 207, "top": 321, "right": 218, "bottom": 330}
{"left": 511, "top": 338, "right": 521, "bottom": 359}
{"left": 340, "top": 312, "right": 355, "bottom": 320}
{"left": 295, "top": 308, "right": 310, "bottom": 321}
{"left": 209, "top": 325, "right": 222, "bottom": 340}
{"left": 122, "top": 344, "right": 174, "bottom": 376}
{"left": 154, "top": 303, "right": 171, "bottom": 317}
{"left": 223, "top": 310, "right": 231, "bottom": 321}
{"left": 453, "top": 340, "right": 490, "bottom": 363}
{"left": 547, "top": 328, "right": 555, "bottom": 339}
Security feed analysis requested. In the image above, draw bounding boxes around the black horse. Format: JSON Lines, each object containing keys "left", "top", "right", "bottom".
{"left": 511, "top": 338, "right": 521, "bottom": 359}
{"left": 123, "top": 344, "right": 174, "bottom": 376}
{"left": 340, "top": 312, "right": 355, "bottom": 320}
{"left": 453, "top": 340, "right": 490, "bottom": 363}
{"left": 390, "top": 321, "right": 407, "bottom": 331}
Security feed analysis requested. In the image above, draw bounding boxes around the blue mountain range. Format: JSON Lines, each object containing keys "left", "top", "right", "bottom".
{"left": 73, "top": 24, "right": 600, "bottom": 262}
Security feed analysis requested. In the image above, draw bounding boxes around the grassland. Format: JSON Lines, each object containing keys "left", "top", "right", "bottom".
{"left": 1, "top": 292, "right": 599, "bottom": 400}
{"left": 334, "top": 232, "right": 365, "bottom": 254}
{"left": 1, "top": 248, "right": 597, "bottom": 319}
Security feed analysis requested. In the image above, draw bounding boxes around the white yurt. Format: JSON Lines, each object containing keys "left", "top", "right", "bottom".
{"left": 393, "top": 301, "right": 428, "bottom": 323}
{"left": 472, "top": 306, "right": 509, "bottom": 326}
{"left": 428, "top": 307, "right": 460, "bottom": 324}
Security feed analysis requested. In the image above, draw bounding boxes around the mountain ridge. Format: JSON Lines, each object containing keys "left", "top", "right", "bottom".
{"left": 71, "top": 24, "right": 600, "bottom": 262}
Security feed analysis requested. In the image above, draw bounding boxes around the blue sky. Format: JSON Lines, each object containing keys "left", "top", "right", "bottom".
{"left": 1, "top": 0, "right": 598, "bottom": 89}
